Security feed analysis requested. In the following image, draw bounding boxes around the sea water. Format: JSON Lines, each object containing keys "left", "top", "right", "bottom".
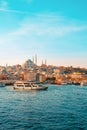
{"left": 0, "top": 85, "right": 87, "bottom": 130}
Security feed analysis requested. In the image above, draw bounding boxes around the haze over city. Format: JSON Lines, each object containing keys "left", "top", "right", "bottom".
{"left": 0, "top": 0, "right": 87, "bottom": 67}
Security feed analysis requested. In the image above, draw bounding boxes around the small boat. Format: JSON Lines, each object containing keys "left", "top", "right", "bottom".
{"left": 61, "top": 82, "right": 67, "bottom": 85}
{"left": 0, "top": 82, "right": 5, "bottom": 87}
{"left": 72, "top": 82, "right": 80, "bottom": 85}
{"left": 80, "top": 81, "right": 87, "bottom": 86}
{"left": 13, "top": 81, "right": 48, "bottom": 91}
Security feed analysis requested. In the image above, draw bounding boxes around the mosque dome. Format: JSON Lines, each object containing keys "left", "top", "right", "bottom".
{"left": 22, "top": 59, "right": 35, "bottom": 69}
{"left": 1, "top": 68, "right": 7, "bottom": 74}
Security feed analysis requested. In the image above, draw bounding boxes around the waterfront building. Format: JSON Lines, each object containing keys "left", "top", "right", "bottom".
{"left": 20, "top": 71, "right": 24, "bottom": 80}
{"left": 24, "top": 70, "right": 36, "bottom": 81}
{"left": 70, "top": 72, "right": 83, "bottom": 79}
{"left": 36, "top": 73, "right": 46, "bottom": 83}
{"left": 0, "top": 68, "right": 8, "bottom": 80}
{"left": 53, "top": 69, "right": 60, "bottom": 80}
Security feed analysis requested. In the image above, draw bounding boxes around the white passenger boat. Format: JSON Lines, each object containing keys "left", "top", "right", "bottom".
{"left": 14, "top": 81, "right": 48, "bottom": 91}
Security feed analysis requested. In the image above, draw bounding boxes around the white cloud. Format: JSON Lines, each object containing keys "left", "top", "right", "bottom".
{"left": 0, "top": 13, "right": 87, "bottom": 47}
{"left": 0, "top": 0, "right": 29, "bottom": 14}
{"left": 0, "top": 8, "right": 29, "bottom": 14}
{"left": 8, "top": 14, "right": 87, "bottom": 39}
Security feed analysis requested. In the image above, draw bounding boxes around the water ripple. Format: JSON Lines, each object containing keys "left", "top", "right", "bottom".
{"left": 0, "top": 85, "right": 87, "bottom": 129}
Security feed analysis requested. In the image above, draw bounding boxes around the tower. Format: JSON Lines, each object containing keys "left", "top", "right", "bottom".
{"left": 32, "top": 56, "right": 34, "bottom": 64}
{"left": 35, "top": 54, "right": 37, "bottom": 65}
{"left": 45, "top": 59, "right": 47, "bottom": 65}
{"left": 42, "top": 60, "right": 43, "bottom": 65}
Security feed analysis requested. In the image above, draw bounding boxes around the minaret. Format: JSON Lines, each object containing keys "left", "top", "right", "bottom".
{"left": 45, "top": 59, "right": 47, "bottom": 65}
{"left": 42, "top": 60, "right": 43, "bottom": 65}
{"left": 35, "top": 54, "right": 37, "bottom": 65}
{"left": 6, "top": 64, "right": 8, "bottom": 69}
{"left": 33, "top": 56, "right": 34, "bottom": 64}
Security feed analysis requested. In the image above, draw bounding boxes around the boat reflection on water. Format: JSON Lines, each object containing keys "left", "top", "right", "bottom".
{"left": 13, "top": 81, "right": 48, "bottom": 91}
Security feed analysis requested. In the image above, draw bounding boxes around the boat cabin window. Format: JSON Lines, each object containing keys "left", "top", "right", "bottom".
{"left": 24, "top": 83, "right": 32, "bottom": 87}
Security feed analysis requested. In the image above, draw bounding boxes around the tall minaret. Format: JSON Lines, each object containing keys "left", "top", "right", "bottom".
{"left": 6, "top": 64, "right": 8, "bottom": 69}
{"left": 42, "top": 60, "right": 43, "bottom": 65}
{"left": 33, "top": 56, "right": 34, "bottom": 64}
{"left": 45, "top": 59, "right": 47, "bottom": 65}
{"left": 35, "top": 54, "right": 37, "bottom": 65}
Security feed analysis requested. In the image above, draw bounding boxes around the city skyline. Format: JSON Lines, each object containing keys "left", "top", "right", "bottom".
{"left": 0, "top": 0, "right": 87, "bottom": 67}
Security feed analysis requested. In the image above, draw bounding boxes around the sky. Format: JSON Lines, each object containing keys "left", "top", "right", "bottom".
{"left": 0, "top": 0, "right": 87, "bottom": 67}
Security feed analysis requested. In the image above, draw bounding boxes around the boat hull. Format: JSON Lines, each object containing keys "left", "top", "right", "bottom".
{"left": 13, "top": 86, "right": 48, "bottom": 91}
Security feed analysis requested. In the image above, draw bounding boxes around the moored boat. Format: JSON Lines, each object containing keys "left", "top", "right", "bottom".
{"left": 0, "top": 82, "right": 5, "bottom": 87}
{"left": 14, "top": 81, "right": 48, "bottom": 91}
{"left": 80, "top": 81, "right": 87, "bottom": 86}
{"left": 72, "top": 82, "right": 80, "bottom": 85}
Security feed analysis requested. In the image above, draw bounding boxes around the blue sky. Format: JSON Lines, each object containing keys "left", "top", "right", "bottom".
{"left": 0, "top": 0, "right": 87, "bottom": 67}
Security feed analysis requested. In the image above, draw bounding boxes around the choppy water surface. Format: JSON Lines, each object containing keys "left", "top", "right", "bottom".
{"left": 0, "top": 85, "right": 87, "bottom": 130}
